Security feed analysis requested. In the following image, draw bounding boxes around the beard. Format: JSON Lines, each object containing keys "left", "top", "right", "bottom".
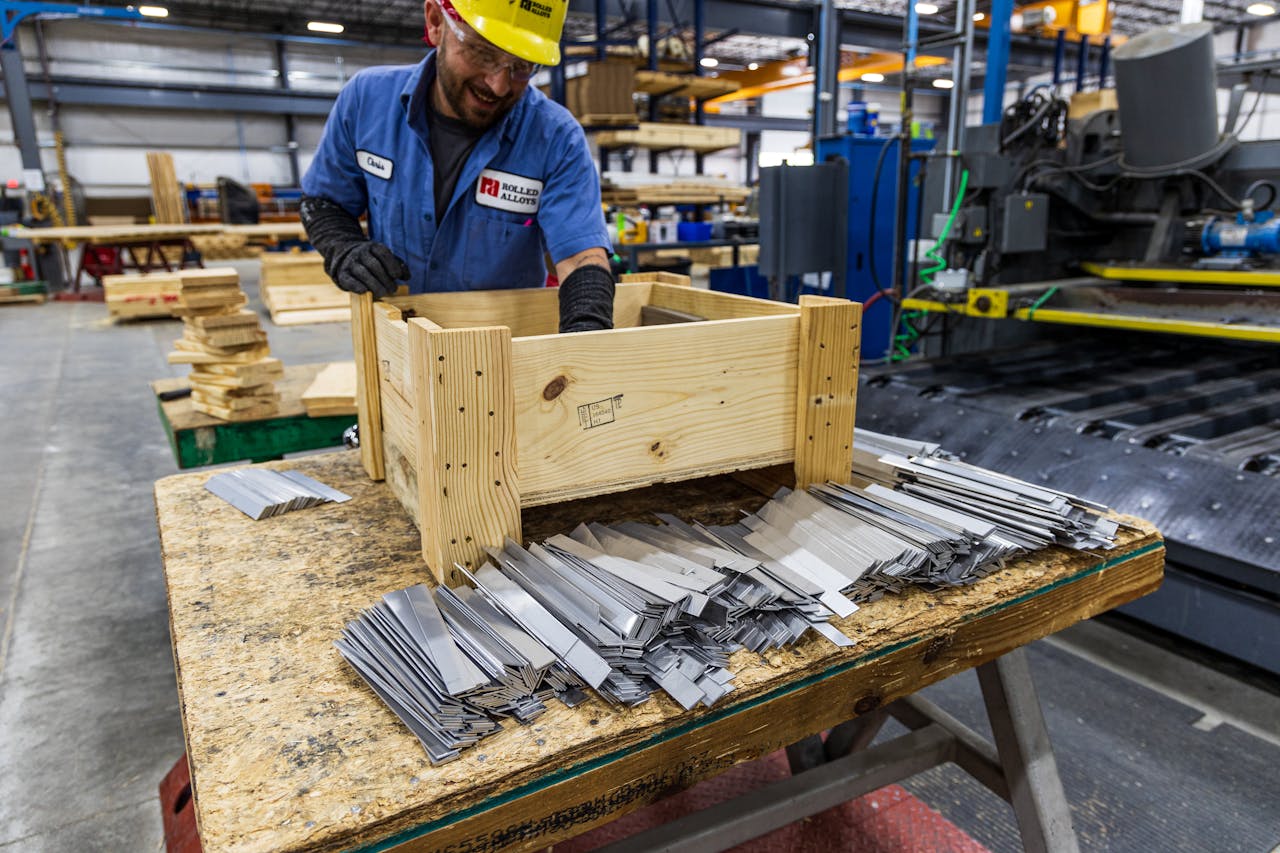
{"left": 434, "top": 44, "right": 521, "bottom": 130}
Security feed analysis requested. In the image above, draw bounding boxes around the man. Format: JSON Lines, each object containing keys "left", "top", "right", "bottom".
{"left": 300, "top": 0, "right": 614, "bottom": 333}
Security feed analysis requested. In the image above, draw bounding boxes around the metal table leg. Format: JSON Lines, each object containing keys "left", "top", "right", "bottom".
{"left": 597, "top": 646, "right": 1080, "bottom": 853}
{"left": 977, "top": 648, "right": 1080, "bottom": 853}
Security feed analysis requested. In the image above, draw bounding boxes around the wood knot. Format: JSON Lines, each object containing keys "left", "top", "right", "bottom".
{"left": 543, "top": 375, "right": 568, "bottom": 401}
{"left": 853, "top": 694, "right": 881, "bottom": 715}
{"left": 921, "top": 634, "right": 953, "bottom": 665}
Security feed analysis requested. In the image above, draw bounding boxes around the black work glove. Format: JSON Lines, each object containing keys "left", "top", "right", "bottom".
{"left": 300, "top": 195, "right": 409, "bottom": 297}
{"left": 559, "top": 264, "right": 615, "bottom": 333}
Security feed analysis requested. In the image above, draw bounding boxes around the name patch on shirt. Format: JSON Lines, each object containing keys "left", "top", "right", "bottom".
{"left": 356, "top": 150, "right": 394, "bottom": 180}
{"left": 475, "top": 169, "right": 542, "bottom": 214}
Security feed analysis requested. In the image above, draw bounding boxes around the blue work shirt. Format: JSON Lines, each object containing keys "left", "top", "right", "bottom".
{"left": 302, "top": 52, "right": 609, "bottom": 293}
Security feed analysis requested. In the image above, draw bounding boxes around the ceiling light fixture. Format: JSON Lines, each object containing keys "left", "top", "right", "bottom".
{"left": 307, "top": 20, "right": 345, "bottom": 33}
{"left": 861, "top": 72, "right": 885, "bottom": 83}
{"left": 700, "top": 56, "right": 719, "bottom": 68}
{"left": 973, "top": 11, "right": 986, "bottom": 20}
{"left": 748, "top": 62, "right": 760, "bottom": 70}
{"left": 916, "top": 3, "right": 940, "bottom": 14}
{"left": 1247, "top": 2, "right": 1275, "bottom": 14}
{"left": 138, "top": 5, "right": 168, "bottom": 16}
{"left": 781, "top": 64, "right": 803, "bottom": 77}
{"left": 932, "top": 77, "right": 955, "bottom": 88}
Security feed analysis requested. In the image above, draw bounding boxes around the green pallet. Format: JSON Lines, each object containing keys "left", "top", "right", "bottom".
{"left": 156, "top": 397, "right": 355, "bottom": 469}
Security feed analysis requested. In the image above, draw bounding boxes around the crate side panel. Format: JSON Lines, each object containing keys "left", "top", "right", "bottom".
{"left": 511, "top": 316, "right": 799, "bottom": 505}
{"left": 649, "top": 284, "right": 800, "bottom": 320}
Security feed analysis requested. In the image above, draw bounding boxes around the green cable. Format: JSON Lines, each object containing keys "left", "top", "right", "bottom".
{"left": 1025, "top": 285, "right": 1059, "bottom": 321}
{"left": 892, "top": 170, "right": 972, "bottom": 363}
{"left": 919, "top": 168, "right": 970, "bottom": 287}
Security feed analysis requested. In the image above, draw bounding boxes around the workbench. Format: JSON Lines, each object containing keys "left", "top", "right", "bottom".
{"left": 152, "top": 363, "right": 354, "bottom": 469}
{"left": 155, "top": 450, "right": 1163, "bottom": 853}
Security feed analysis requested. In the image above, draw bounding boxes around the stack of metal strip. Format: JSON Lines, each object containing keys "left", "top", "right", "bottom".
{"left": 335, "top": 585, "right": 502, "bottom": 765}
{"left": 204, "top": 468, "right": 351, "bottom": 520}
{"left": 336, "top": 429, "right": 1121, "bottom": 762}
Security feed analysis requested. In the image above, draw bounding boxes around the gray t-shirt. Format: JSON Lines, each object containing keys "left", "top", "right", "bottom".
{"left": 425, "top": 94, "right": 484, "bottom": 217}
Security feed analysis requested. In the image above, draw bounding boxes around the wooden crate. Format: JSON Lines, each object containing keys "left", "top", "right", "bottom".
{"left": 350, "top": 273, "right": 861, "bottom": 585}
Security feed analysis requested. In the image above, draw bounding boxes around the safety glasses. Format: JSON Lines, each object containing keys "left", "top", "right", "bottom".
{"left": 439, "top": 8, "right": 540, "bottom": 82}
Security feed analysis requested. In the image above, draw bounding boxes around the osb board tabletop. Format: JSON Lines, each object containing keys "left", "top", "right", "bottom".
{"left": 154, "top": 450, "right": 1164, "bottom": 853}
{"left": 153, "top": 362, "right": 324, "bottom": 430}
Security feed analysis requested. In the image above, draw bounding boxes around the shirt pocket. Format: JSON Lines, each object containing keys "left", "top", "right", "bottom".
{"left": 366, "top": 185, "right": 410, "bottom": 263}
{"left": 464, "top": 212, "right": 547, "bottom": 290}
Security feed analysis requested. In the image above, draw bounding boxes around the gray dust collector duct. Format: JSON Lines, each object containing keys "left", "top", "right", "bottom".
{"left": 1113, "top": 22, "right": 1219, "bottom": 170}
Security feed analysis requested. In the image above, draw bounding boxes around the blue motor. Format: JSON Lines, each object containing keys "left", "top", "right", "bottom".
{"left": 1200, "top": 211, "right": 1280, "bottom": 258}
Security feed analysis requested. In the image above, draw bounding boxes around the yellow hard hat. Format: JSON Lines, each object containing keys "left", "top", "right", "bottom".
{"left": 449, "top": 0, "right": 567, "bottom": 67}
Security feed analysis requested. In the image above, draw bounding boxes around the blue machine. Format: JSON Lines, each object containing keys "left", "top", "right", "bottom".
{"left": 1201, "top": 211, "right": 1280, "bottom": 258}
{"left": 846, "top": 101, "right": 880, "bottom": 137}
{"left": 815, "top": 134, "right": 935, "bottom": 361}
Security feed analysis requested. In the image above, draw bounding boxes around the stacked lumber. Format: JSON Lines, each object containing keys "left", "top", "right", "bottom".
{"left": 600, "top": 173, "right": 751, "bottom": 206}
{"left": 146, "top": 152, "right": 188, "bottom": 224}
{"left": 165, "top": 268, "right": 283, "bottom": 421}
{"left": 564, "top": 59, "right": 636, "bottom": 126}
{"left": 632, "top": 70, "right": 740, "bottom": 100}
{"left": 103, "top": 272, "right": 181, "bottom": 319}
{"left": 301, "top": 361, "right": 357, "bottom": 417}
{"left": 648, "top": 244, "right": 759, "bottom": 267}
{"left": 190, "top": 233, "right": 260, "bottom": 260}
{"left": 259, "top": 252, "right": 350, "bottom": 326}
{"left": 593, "top": 122, "right": 740, "bottom": 153}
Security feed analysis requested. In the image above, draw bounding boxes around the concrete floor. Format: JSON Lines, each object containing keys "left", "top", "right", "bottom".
{"left": 1, "top": 260, "right": 1278, "bottom": 851}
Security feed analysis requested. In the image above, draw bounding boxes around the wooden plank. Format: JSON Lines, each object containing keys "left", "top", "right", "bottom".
{"left": 648, "top": 283, "right": 799, "bottom": 320}
{"left": 265, "top": 285, "right": 349, "bottom": 310}
{"left": 409, "top": 320, "right": 521, "bottom": 586}
{"left": 510, "top": 315, "right": 800, "bottom": 506}
{"left": 793, "top": 295, "right": 860, "bottom": 489}
{"left": 270, "top": 306, "right": 352, "bottom": 326}
{"left": 147, "top": 151, "right": 186, "bottom": 224}
{"left": 390, "top": 283, "right": 653, "bottom": 335}
{"left": 152, "top": 448, "right": 1163, "bottom": 853}
{"left": 191, "top": 399, "right": 279, "bottom": 421}
{"left": 301, "top": 361, "right": 357, "bottom": 416}
{"left": 373, "top": 302, "right": 412, "bottom": 403}
{"left": 153, "top": 362, "right": 311, "bottom": 428}
{"left": 390, "top": 288, "right": 561, "bottom": 338}
{"left": 351, "top": 292, "right": 386, "bottom": 481}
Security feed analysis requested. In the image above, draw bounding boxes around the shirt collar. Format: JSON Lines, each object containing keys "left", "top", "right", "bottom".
{"left": 400, "top": 50, "right": 529, "bottom": 145}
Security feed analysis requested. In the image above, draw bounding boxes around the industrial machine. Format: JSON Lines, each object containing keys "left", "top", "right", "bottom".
{"left": 859, "top": 22, "right": 1280, "bottom": 674}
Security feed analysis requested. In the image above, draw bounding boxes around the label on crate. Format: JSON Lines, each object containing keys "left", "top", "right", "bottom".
{"left": 475, "top": 168, "right": 542, "bottom": 214}
{"left": 578, "top": 395, "right": 622, "bottom": 430}
{"left": 356, "top": 150, "right": 394, "bottom": 180}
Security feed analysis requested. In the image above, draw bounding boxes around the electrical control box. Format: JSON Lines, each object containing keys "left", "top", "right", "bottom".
{"left": 1000, "top": 193, "right": 1049, "bottom": 253}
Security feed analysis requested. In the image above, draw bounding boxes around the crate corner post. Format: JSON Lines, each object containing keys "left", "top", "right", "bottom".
{"left": 350, "top": 291, "right": 386, "bottom": 481}
{"left": 793, "top": 295, "right": 861, "bottom": 489}
{"left": 408, "top": 317, "right": 522, "bottom": 587}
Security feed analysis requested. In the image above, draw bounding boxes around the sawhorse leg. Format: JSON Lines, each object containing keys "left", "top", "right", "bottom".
{"left": 598, "top": 647, "right": 1079, "bottom": 853}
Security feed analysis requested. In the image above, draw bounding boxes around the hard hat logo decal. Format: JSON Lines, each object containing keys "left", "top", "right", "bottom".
{"left": 519, "top": 0, "right": 554, "bottom": 19}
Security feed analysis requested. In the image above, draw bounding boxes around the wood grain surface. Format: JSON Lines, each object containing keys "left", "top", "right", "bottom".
{"left": 155, "top": 450, "right": 1162, "bottom": 853}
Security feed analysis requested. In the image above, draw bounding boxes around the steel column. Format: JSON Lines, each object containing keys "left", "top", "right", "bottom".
{"left": 982, "top": 0, "right": 1014, "bottom": 123}
{"left": 815, "top": 0, "right": 840, "bottom": 139}
{"left": 275, "top": 41, "right": 301, "bottom": 186}
{"left": 942, "top": 0, "right": 975, "bottom": 212}
{"left": 1075, "top": 34, "right": 1090, "bottom": 93}
{"left": 595, "top": 0, "right": 607, "bottom": 61}
{"left": 1, "top": 40, "right": 43, "bottom": 173}
{"left": 1052, "top": 28, "right": 1067, "bottom": 89}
